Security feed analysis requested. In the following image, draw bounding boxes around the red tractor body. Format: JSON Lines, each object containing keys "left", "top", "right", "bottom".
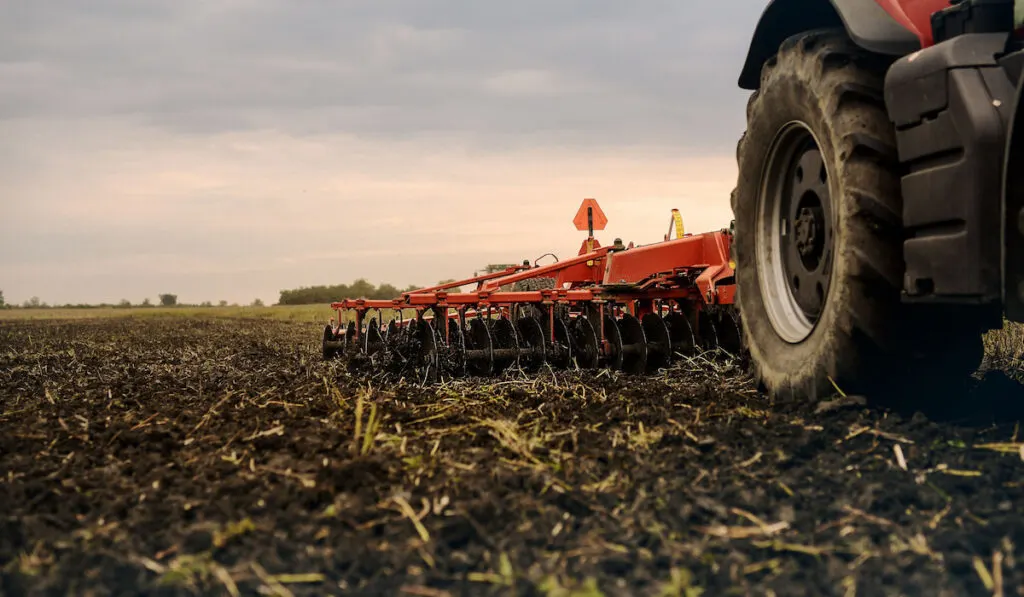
{"left": 876, "top": 0, "right": 954, "bottom": 47}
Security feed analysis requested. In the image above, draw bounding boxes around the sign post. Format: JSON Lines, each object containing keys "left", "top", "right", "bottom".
{"left": 573, "top": 199, "right": 608, "bottom": 265}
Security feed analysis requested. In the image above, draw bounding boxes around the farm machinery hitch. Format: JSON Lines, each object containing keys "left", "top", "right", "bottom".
{"left": 322, "top": 199, "right": 742, "bottom": 382}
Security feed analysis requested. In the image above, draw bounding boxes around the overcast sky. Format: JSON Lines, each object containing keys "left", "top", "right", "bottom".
{"left": 1, "top": 0, "right": 764, "bottom": 306}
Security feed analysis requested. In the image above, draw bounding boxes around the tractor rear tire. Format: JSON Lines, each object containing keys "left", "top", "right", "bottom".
{"left": 732, "top": 29, "right": 984, "bottom": 403}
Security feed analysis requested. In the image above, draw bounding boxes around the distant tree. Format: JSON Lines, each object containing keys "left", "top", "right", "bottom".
{"left": 118, "top": 299, "right": 132, "bottom": 308}
{"left": 158, "top": 294, "right": 177, "bottom": 307}
{"left": 200, "top": 301, "right": 213, "bottom": 307}
{"left": 376, "top": 283, "right": 400, "bottom": 298}
{"left": 218, "top": 300, "right": 228, "bottom": 307}
{"left": 348, "top": 279, "right": 374, "bottom": 298}
{"left": 252, "top": 298, "right": 264, "bottom": 307}
{"left": 277, "top": 279, "right": 430, "bottom": 305}
{"left": 142, "top": 298, "right": 152, "bottom": 307}
{"left": 0, "top": 289, "right": 4, "bottom": 308}
{"left": 23, "top": 296, "right": 41, "bottom": 308}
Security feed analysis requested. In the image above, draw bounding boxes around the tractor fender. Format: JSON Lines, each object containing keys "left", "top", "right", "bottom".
{"left": 738, "top": 0, "right": 921, "bottom": 90}
{"left": 1002, "top": 64, "right": 1024, "bottom": 322}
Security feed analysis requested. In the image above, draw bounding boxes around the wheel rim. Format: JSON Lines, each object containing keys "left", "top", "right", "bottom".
{"left": 756, "top": 121, "right": 835, "bottom": 344}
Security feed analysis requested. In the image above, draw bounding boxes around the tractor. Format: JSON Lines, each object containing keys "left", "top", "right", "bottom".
{"left": 733, "top": 0, "right": 1024, "bottom": 400}
{"left": 323, "top": 0, "right": 1024, "bottom": 405}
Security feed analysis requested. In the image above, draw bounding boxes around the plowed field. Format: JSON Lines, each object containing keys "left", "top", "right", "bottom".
{"left": 2, "top": 317, "right": 1024, "bottom": 596}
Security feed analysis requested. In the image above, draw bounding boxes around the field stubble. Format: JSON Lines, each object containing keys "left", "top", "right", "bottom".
{"left": 1, "top": 316, "right": 1024, "bottom": 596}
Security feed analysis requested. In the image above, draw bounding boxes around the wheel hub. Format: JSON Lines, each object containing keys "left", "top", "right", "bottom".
{"left": 794, "top": 206, "right": 820, "bottom": 257}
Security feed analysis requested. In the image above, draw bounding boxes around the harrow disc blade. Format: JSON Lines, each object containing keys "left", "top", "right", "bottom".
{"left": 570, "top": 316, "right": 600, "bottom": 369}
{"left": 663, "top": 312, "right": 696, "bottom": 358}
{"left": 515, "top": 316, "right": 547, "bottom": 371}
{"left": 363, "top": 317, "right": 385, "bottom": 356}
{"left": 712, "top": 308, "right": 743, "bottom": 355}
{"left": 617, "top": 314, "right": 648, "bottom": 375}
{"left": 344, "top": 321, "right": 356, "bottom": 354}
{"left": 513, "top": 303, "right": 545, "bottom": 323}
{"left": 464, "top": 318, "right": 495, "bottom": 376}
{"left": 322, "top": 324, "right": 343, "bottom": 360}
{"left": 415, "top": 319, "right": 440, "bottom": 383}
{"left": 442, "top": 317, "right": 458, "bottom": 344}
{"left": 642, "top": 313, "right": 672, "bottom": 371}
{"left": 602, "top": 315, "right": 624, "bottom": 371}
{"left": 442, "top": 319, "right": 466, "bottom": 376}
{"left": 385, "top": 320, "right": 411, "bottom": 361}
{"left": 550, "top": 316, "right": 573, "bottom": 368}
{"left": 489, "top": 316, "right": 520, "bottom": 371}
{"left": 696, "top": 310, "right": 719, "bottom": 351}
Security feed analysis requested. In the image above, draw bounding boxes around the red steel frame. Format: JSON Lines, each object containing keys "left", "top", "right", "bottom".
{"left": 331, "top": 227, "right": 736, "bottom": 346}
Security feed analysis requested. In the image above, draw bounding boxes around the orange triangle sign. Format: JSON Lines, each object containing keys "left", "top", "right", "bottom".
{"left": 573, "top": 198, "right": 608, "bottom": 232}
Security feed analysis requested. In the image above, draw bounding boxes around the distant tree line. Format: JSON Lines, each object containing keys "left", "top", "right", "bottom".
{"left": 279, "top": 279, "right": 421, "bottom": 306}
{"left": 5, "top": 269, "right": 510, "bottom": 310}
{"left": 1, "top": 293, "right": 260, "bottom": 309}
{"left": 277, "top": 277, "right": 481, "bottom": 305}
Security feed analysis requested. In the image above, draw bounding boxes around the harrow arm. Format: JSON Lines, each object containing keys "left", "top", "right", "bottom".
{"left": 403, "top": 265, "right": 532, "bottom": 295}
{"left": 480, "top": 246, "right": 611, "bottom": 291}
{"left": 405, "top": 289, "right": 598, "bottom": 307}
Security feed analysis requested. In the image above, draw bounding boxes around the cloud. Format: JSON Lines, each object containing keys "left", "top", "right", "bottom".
{"left": 0, "top": 1, "right": 761, "bottom": 304}
{"left": 1, "top": 0, "right": 763, "bottom": 147}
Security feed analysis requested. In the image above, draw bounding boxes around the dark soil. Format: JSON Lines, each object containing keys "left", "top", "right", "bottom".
{"left": 2, "top": 317, "right": 1024, "bottom": 596}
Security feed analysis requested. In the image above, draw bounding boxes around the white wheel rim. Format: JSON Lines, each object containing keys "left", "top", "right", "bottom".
{"left": 755, "top": 121, "right": 834, "bottom": 344}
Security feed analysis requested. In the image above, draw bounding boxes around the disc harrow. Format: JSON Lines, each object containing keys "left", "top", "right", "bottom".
{"left": 322, "top": 200, "right": 742, "bottom": 382}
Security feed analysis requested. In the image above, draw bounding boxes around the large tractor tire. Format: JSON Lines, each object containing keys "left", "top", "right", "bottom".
{"left": 732, "top": 29, "right": 983, "bottom": 403}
